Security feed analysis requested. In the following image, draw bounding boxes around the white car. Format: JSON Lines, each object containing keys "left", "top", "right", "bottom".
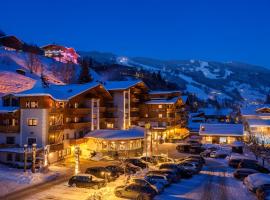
{"left": 179, "top": 162, "right": 198, "bottom": 174}
{"left": 244, "top": 173, "right": 270, "bottom": 192}
{"left": 145, "top": 174, "right": 170, "bottom": 187}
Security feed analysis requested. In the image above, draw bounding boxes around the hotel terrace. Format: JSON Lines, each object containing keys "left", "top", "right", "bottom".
{"left": 0, "top": 80, "right": 188, "bottom": 165}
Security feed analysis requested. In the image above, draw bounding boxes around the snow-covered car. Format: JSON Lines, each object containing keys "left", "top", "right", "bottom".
{"left": 114, "top": 183, "right": 156, "bottom": 200}
{"left": 145, "top": 174, "right": 170, "bottom": 187}
{"left": 233, "top": 168, "right": 259, "bottom": 180}
{"left": 178, "top": 162, "right": 199, "bottom": 174}
{"left": 256, "top": 184, "right": 270, "bottom": 200}
{"left": 130, "top": 178, "right": 160, "bottom": 194}
{"left": 244, "top": 173, "right": 270, "bottom": 192}
{"left": 210, "top": 150, "right": 228, "bottom": 158}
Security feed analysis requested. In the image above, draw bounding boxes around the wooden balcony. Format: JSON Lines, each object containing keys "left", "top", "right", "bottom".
{"left": 69, "top": 138, "right": 87, "bottom": 146}
{"left": 68, "top": 108, "right": 91, "bottom": 115}
{"left": 0, "top": 125, "right": 19, "bottom": 133}
{"left": 99, "top": 107, "right": 106, "bottom": 112}
{"left": 130, "top": 107, "right": 140, "bottom": 112}
{"left": 49, "top": 108, "right": 65, "bottom": 114}
{"left": 68, "top": 121, "right": 92, "bottom": 129}
{"left": 49, "top": 124, "right": 65, "bottom": 132}
{"left": 49, "top": 143, "right": 64, "bottom": 152}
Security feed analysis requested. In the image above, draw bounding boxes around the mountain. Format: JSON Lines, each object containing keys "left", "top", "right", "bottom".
{"left": 81, "top": 51, "right": 270, "bottom": 105}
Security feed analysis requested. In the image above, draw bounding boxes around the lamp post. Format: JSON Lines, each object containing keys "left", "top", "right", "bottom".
{"left": 23, "top": 144, "right": 28, "bottom": 172}
{"left": 44, "top": 145, "right": 49, "bottom": 168}
{"left": 74, "top": 145, "right": 80, "bottom": 175}
{"left": 145, "top": 123, "right": 151, "bottom": 158}
{"left": 31, "top": 143, "right": 37, "bottom": 173}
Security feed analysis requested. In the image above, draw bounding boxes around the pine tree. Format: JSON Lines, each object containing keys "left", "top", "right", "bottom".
{"left": 265, "top": 94, "right": 270, "bottom": 104}
{"left": 78, "top": 58, "right": 93, "bottom": 84}
{"left": 41, "top": 73, "right": 49, "bottom": 88}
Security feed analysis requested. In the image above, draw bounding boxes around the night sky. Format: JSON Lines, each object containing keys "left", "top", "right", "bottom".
{"left": 1, "top": 0, "right": 270, "bottom": 67}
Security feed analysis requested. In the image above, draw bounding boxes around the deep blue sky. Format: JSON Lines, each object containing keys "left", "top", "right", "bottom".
{"left": 1, "top": 0, "right": 270, "bottom": 67}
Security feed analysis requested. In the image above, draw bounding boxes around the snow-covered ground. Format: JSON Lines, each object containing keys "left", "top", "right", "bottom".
{"left": 0, "top": 164, "right": 69, "bottom": 197}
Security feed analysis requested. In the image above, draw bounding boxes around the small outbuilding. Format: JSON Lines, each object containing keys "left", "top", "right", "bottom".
{"left": 199, "top": 123, "right": 243, "bottom": 144}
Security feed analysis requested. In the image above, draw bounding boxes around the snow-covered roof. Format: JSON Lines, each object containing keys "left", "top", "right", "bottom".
{"left": 199, "top": 108, "right": 232, "bottom": 116}
{"left": 145, "top": 97, "right": 180, "bottom": 105}
{"left": 85, "top": 126, "right": 144, "bottom": 140}
{"left": 241, "top": 104, "right": 270, "bottom": 117}
{"left": 0, "top": 106, "right": 19, "bottom": 113}
{"left": 105, "top": 80, "right": 145, "bottom": 91}
{"left": 199, "top": 123, "right": 243, "bottom": 136}
{"left": 14, "top": 82, "right": 110, "bottom": 101}
{"left": 181, "top": 96, "right": 188, "bottom": 103}
{"left": 148, "top": 90, "right": 180, "bottom": 95}
{"left": 246, "top": 119, "right": 270, "bottom": 127}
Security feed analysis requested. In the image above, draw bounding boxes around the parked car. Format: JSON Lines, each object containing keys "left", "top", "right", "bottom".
{"left": 147, "top": 169, "right": 180, "bottom": 183}
{"left": 187, "top": 155, "right": 205, "bottom": 164}
{"left": 131, "top": 178, "right": 162, "bottom": 194}
{"left": 244, "top": 173, "right": 270, "bottom": 192}
{"left": 140, "top": 156, "right": 158, "bottom": 165}
{"left": 179, "top": 158, "right": 203, "bottom": 170}
{"left": 178, "top": 161, "right": 200, "bottom": 174}
{"left": 68, "top": 174, "right": 106, "bottom": 189}
{"left": 115, "top": 183, "right": 156, "bottom": 200}
{"left": 85, "top": 166, "right": 117, "bottom": 182}
{"left": 228, "top": 155, "right": 248, "bottom": 168}
{"left": 210, "top": 150, "right": 228, "bottom": 158}
{"left": 256, "top": 184, "right": 270, "bottom": 200}
{"left": 238, "top": 161, "right": 270, "bottom": 173}
{"left": 152, "top": 155, "right": 174, "bottom": 163}
{"left": 145, "top": 174, "right": 170, "bottom": 187}
{"left": 233, "top": 168, "right": 259, "bottom": 180}
{"left": 200, "top": 149, "right": 212, "bottom": 157}
{"left": 159, "top": 163, "right": 190, "bottom": 179}
{"left": 105, "top": 165, "right": 124, "bottom": 176}
{"left": 176, "top": 143, "right": 191, "bottom": 153}
{"left": 125, "top": 158, "right": 148, "bottom": 169}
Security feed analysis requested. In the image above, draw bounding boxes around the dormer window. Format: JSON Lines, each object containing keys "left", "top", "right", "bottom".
{"left": 26, "top": 101, "right": 38, "bottom": 108}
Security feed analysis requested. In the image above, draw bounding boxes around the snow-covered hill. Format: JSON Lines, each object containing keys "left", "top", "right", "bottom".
{"left": 85, "top": 52, "right": 270, "bottom": 105}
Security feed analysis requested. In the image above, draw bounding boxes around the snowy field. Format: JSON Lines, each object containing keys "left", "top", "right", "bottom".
{"left": 0, "top": 164, "right": 70, "bottom": 197}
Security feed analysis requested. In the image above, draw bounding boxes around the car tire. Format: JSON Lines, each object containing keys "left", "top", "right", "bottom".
{"left": 71, "top": 183, "right": 76, "bottom": 187}
{"left": 115, "top": 191, "right": 122, "bottom": 197}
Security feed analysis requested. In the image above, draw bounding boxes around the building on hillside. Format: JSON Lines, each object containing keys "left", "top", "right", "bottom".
{"left": 241, "top": 105, "right": 270, "bottom": 145}
{"left": 199, "top": 123, "right": 244, "bottom": 144}
{"left": 104, "top": 80, "right": 149, "bottom": 130}
{"left": 139, "top": 90, "right": 188, "bottom": 143}
{"left": 41, "top": 44, "right": 79, "bottom": 64}
{"left": 0, "top": 35, "right": 24, "bottom": 51}
{"left": 199, "top": 107, "right": 233, "bottom": 123}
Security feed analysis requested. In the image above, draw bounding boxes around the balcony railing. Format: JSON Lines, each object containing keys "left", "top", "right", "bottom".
{"left": 0, "top": 125, "right": 20, "bottom": 133}
{"left": 68, "top": 108, "right": 91, "bottom": 115}
{"left": 68, "top": 121, "right": 92, "bottom": 129}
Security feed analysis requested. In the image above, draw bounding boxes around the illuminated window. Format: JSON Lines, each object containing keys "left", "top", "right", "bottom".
{"left": 107, "top": 123, "right": 114, "bottom": 128}
{"left": 158, "top": 114, "right": 163, "bottom": 118}
{"left": 27, "top": 119, "right": 38, "bottom": 126}
{"left": 145, "top": 114, "right": 148, "bottom": 118}
{"left": 158, "top": 105, "right": 163, "bottom": 109}
{"left": 74, "top": 102, "right": 79, "bottom": 108}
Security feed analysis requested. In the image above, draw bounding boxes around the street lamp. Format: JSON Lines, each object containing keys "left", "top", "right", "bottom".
{"left": 44, "top": 145, "right": 49, "bottom": 167}
{"left": 145, "top": 123, "right": 151, "bottom": 158}
{"left": 74, "top": 145, "right": 80, "bottom": 175}
{"left": 23, "top": 144, "right": 28, "bottom": 172}
{"left": 31, "top": 143, "right": 37, "bottom": 173}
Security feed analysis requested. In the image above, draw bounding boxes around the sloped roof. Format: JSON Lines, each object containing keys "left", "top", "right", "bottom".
{"left": 199, "top": 123, "right": 243, "bottom": 136}
{"left": 85, "top": 126, "right": 144, "bottom": 140}
{"left": 104, "top": 80, "right": 145, "bottom": 91}
{"left": 148, "top": 90, "right": 181, "bottom": 95}
{"left": 246, "top": 119, "right": 270, "bottom": 127}
{"left": 181, "top": 96, "right": 188, "bottom": 103}
{"left": 145, "top": 96, "right": 180, "bottom": 105}
{"left": 241, "top": 104, "right": 270, "bottom": 116}
{"left": 14, "top": 82, "right": 110, "bottom": 101}
{"left": 199, "top": 108, "right": 232, "bottom": 116}
{"left": 0, "top": 106, "right": 19, "bottom": 113}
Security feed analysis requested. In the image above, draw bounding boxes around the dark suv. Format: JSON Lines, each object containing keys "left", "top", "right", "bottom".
{"left": 68, "top": 174, "right": 106, "bottom": 189}
{"left": 85, "top": 166, "right": 117, "bottom": 182}
{"left": 125, "top": 158, "right": 148, "bottom": 169}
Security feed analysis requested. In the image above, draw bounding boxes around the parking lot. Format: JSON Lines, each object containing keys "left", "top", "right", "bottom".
{"left": 8, "top": 143, "right": 256, "bottom": 200}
